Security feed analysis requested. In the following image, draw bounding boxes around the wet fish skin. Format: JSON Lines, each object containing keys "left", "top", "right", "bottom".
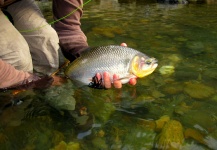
{"left": 65, "top": 45, "right": 158, "bottom": 85}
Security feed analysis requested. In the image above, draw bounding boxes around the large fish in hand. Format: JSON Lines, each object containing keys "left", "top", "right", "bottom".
{"left": 65, "top": 45, "right": 158, "bottom": 86}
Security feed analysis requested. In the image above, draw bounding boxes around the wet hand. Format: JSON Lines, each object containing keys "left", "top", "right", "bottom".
{"left": 51, "top": 75, "right": 67, "bottom": 86}
{"left": 95, "top": 72, "right": 122, "bottom": 89}
{"left": 95, "top": 72, "right": 137, "bottom": 89}
{"left": 4, "top": 75, "right": 54, "bottom": 90}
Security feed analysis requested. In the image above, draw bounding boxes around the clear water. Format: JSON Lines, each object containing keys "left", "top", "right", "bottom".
{"left": 1, "top": 0, "right": 217, "bottom": 149}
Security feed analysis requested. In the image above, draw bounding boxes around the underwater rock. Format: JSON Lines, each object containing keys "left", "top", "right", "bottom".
{"left": 134, "top": 95, "right": 155, "bottom": 103}
{"left": 44, "top": 81, "right": 76, "bottom": 111}
{"left": 174, "top": 37, "right": 188, "bottom": 42}
{"left": 184, "top": 128, "right": 206, "bottom": 145}
{"left": 184, "top": 81, "right": 215, "bottom": 99}
{"left": 51, "top": 141, "right": 80, "bottom": 150}
{"left": 155, "top": 115, "right": 170, "bottom": 132}
{"left": 174, "top": 102, "right": 192, "bottom": 116}
{"left": 180, "top": 106, "right": 216, "bottom": 132}
{"left": 162, "top": 82, "right": 184, "bottom": 95}
{"left": 204, "top": 136, "right": 217, "bottom": 150}
{"left": 96, "top": 130, "right": 105, "bottom": 137}
{"left": 0, "top": 132, "right": 8, "bottom": 144}
{"left": 155, "top": 120, "right": 184, "bottom": 150}
{"left": 122, "top": 126, "right": 156, "bottom": 150}
{"left": 94, "top": 102, "right": 116, "bottom": 122}
{"left": 203, "top": 68, "right": 217, "bottom": 80}
{"left": 211, "top": 94, "right": 217, "bottom": 102}
{"left": 167, "top": 54, "right": 182, "bottom": 64}
{"left": 151, "top": 90, "right": 165, "bottom": 99}
{"left": 182, "top": 142, "right": 205, "bottom": 150}
{"left": 159, "top": 65, "right": 175, "bottom": 75}
{"left": 67, "top": 142, "right": 80, "bottom": 150}
{"left": 52, "top": 130, "right": 65, "bottom": 146}
{"left": 138, "top": 119, "right": 156, "bottom": 130}
{"left": 92, "top": 137, "right": 108, "bottom": 149}
{"left": 154, "top": 76, "right": 166, "bottom": 85}
{"left": 185, "top": 41, "right": 205, "bottom": 55}
{"left": 0, "top": 97, "right": 32, "bottom": 127}
{"left": 174, "top": 70, "right": 199, "bottom": 81}
{"left": 164, "top": 46, "right": 179, "bottom": 52}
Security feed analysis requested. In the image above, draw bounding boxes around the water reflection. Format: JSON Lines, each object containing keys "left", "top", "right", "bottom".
{"left": 1, "top": 0, "right": 217, "bottom": 149}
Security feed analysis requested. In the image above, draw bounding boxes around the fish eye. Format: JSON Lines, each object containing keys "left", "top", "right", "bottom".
{"left": 146, "top": 60, "right": 152, "bottom": 65}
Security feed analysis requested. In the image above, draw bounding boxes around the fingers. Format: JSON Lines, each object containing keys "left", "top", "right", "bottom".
{"left": 100, "top": 72, "right": 122, "bottom": 89}
{"left": 103, "top": 72, "right": 122, "bottom": 89}
{"left": 113, "top": 74, "right": 122, "bottom": 89}
{"left": 120, "top": 43, "right": 127, "bottom": 47}
{"left": 129, "top": 78, "right": 137, "bottom": 86}
{"left": 95, "top": 73, "right": 101, "bottom": 82}
{"left": 103, "top": 72, "right": 111, "bottom": 89}
{"left": 95, "top": 71, "right": 136, "bottom": 89}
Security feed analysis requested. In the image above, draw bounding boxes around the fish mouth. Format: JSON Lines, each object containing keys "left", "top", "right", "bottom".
{"left": 151, "top": 58, "right": 158, "bottom": 68}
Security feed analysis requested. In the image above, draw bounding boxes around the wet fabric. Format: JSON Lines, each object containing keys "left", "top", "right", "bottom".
{"left": 0, "top": 0, "right": 60, "bottom": 75}
{"left": 0, "top": 59, "right": 31, "bottom": 88}
{"left": 53, "top": 0, "right": 88, "bottom": 61}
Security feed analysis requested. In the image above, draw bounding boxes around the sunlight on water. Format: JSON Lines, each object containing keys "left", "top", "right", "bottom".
{"left": 0, "top": 0, "right": 217, "bottom": 149}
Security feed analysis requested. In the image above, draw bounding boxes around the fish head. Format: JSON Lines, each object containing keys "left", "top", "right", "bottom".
{"left": 131, "top": 55, "right": 158, "bottom": 78}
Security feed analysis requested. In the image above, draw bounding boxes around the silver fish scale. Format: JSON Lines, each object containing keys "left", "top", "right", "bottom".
{"left": 66, "top": 45, "right": 148, "bottom": 84}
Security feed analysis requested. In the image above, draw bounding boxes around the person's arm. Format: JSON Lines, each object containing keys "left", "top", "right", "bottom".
{"left": 53, "top": 0, "right": 88, "bottom": 62}
{"left": 0, "top": 0, "right": 19, "bottom": 8}
{"left": 0, "top": 59, "right": 31, "bottom": 88}
{"left": 0, "top": 0, "right": 4, "bottom": 6}
{"left": 0, "top": 59, "right": 53, "bottom": 89}
{"left": 52, "top": 0, "right": 137, "bottom": 89}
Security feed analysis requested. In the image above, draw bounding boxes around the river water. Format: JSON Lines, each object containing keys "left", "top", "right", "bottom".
{"left": 0, "top": 0, "right": 217, "bottom": 149}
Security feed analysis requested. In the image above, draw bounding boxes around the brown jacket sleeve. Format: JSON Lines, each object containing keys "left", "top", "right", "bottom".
{"left": 53, "top": 0, "right": 89, "bottom": 61}
{"left": 0, "top": 0, "right": 4, "bottom": 6}
{"left": 0, "top": 59, "right": 31, "bottom": 88}
{"left": 0, "top": 0, "right": 20, "bottom": 8}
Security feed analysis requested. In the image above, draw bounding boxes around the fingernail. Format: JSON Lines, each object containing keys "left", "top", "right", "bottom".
{"left": 103, "top": 72, "right": 109, "bottom": 77}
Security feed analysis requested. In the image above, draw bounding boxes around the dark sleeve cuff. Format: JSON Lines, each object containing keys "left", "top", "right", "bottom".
{"left": 61, "top": 45, "right": 90, "bottom": 62}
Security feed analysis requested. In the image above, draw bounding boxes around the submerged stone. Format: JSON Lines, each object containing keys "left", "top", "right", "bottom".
{"left": 184, "top": 81, "right": 215, "bottom": 99}
{"left": 185, "top": 41, "right": 205, "bottom": 55}
{"left": 51, "top": 141, "right": 80, "bottom": 150}
{"left": 162, "top": 82, "right": 184, "bottom": 95}
{"left": 155, "top": 115, "right": 170, "bottom": 132}
{"left": 155, "top": 120, "right": 184, "bottom": 150}
{"left": 159, "top": 65, "right": 175, "bottom": 75}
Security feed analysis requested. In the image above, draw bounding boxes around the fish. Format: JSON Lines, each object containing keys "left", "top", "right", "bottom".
{"left": 65, "top": 45, "right": 158, "bottom": 85}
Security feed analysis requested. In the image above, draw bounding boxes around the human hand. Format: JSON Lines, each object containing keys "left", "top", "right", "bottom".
{"left": 51, "top": 75, "right": 67, "bottom": 86}
{"left": 93, "top": 72, "right": 137, "bottom": 89}
{"left": 92, "top": 43, "right": 137, "bottom": 89}
{"left": 5, "top": 75, "right": 54, "bottom": 90}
